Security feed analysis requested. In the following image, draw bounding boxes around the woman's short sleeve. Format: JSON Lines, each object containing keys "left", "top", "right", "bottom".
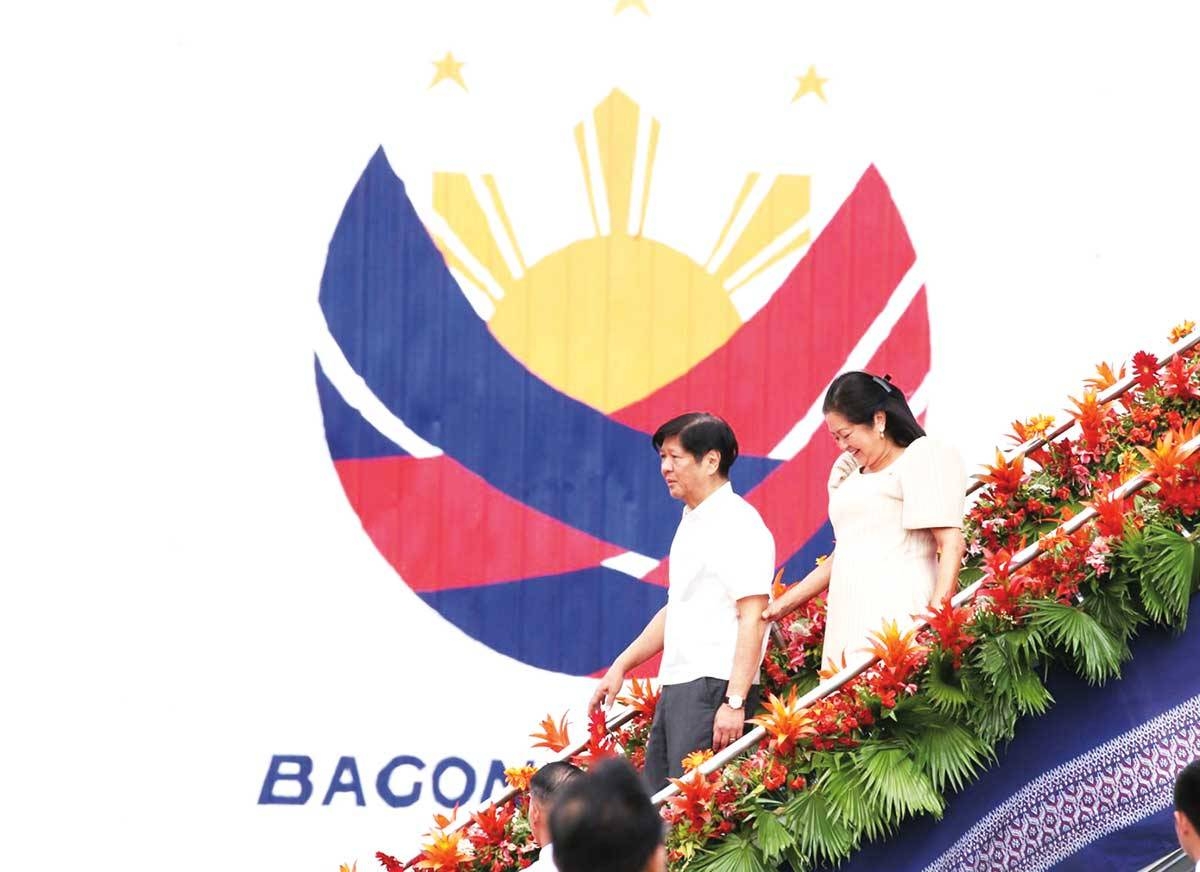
{"left": 898, "top": 437, "right": 967, "bottom": 530}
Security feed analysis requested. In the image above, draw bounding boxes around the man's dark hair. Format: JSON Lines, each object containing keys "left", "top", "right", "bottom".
{"left": 529, "top": 760, "right": 582, "bottom": 806}
{"left": 652, "top": 412, "right": 739, "bottom": 477}
{"left": 550, "top": 758, "right": 663, "bottom": 872}
{"left": 1176, "top": 758, "right": 1200, "bottom": 831}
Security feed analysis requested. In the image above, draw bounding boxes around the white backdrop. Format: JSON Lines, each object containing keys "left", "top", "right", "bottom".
{"left": 3, "top": 2, "right": 1198, "bottom": 870}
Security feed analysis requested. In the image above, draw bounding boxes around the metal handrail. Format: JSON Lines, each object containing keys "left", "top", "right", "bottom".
{"left": 965, "top": 331, "right": 1200, "bottom": 495}
{"left": 651, "top": 431, "right": 1200, "bottom": 808}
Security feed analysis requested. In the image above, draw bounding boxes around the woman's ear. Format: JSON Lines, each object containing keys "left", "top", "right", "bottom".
{"left": 873, "top": 410, "right": 887, "bottom": 433}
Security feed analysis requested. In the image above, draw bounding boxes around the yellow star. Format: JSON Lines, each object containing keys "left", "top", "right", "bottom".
{"left": 792, "top": 65, "right": 828, "bottom": 103}
{"left": 430, "top": 52, "right": 467, "bottom": 91}
{"left": 614, "top": 0, "right": 649, "bottom": 14}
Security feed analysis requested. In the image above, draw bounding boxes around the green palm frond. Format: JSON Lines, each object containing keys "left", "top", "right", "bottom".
{"left": 902, "top": 718, "right": 994, "bottom": 793}
{"left": 967, "top": 691, "right": 1018, "bottom": 745}
{"left": 752, "top": 809, "right": 793, "bottom": 864}
{"left": 857, "top": 744, "right": 944, "bottom": 821}
{"left": 1137, "top": 527, "right": 1199, "bottom": 627}
{"left": 782, "top": 788, "right": 858, "bottom": 866}
{"left": 1028, "top": 598, "right": 1124, "bottom": 684}
{"left": 690, "top": 833, "right": 769, "bottom": 872}
{"left": 818, "top": 756, "right": 894, "bottom": 843}
{"left": 1010, "top": 667, "right": 1054, "bottom": 716}
{"left": 1080, "top": 573, "right": 1141, "bottom": 647}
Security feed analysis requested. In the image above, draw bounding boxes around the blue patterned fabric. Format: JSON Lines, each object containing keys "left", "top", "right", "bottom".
{"left": 833, "top": 595, "right": 1200, "bottom": 872}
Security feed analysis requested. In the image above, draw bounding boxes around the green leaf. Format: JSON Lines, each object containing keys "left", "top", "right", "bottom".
{"left": 1010, "top": 668, "right": 1054, "bottom": 716}
{"left": 968, "top": 691, "right": 1018, "bottom": 745}
{"left": 752, "top": 809, "right": 793, "bottom": 863}
{"left": 818, "top": 757, "right": 893, "bottom": 843}
{"left": 782, "top": 788, "right": 858, "bottom": 866}
{"left": 1139, "top": 527, "right": 1198, "bottom": 628}
{"left": 1080, "top": 573, "right": 1141, "bottom": 645}
{"left": 857, "top": 744, "right": 944, "bottom": 822}
{"left": 902, "top": 719, "right": 994, "bottom": 794}
{"left": 690, "top": 832, "right": 769, "bottom": 872}
{"left": 1028, "top": 598, "right": 1124, "bottom": 684}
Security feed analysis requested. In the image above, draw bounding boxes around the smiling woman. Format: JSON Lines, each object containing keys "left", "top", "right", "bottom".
{"left": 764, "top": 371, "right": 967, "bottom": 668}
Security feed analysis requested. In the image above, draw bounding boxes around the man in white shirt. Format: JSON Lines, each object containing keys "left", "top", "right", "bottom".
{"left": 526, "top": 761, "right": 582, "bottom": 872}
{"left": 590, "top": 412, "right": 775, "bottom": 791}
{"left": 1175, "top": 758, "right": 1200, "bottom": 870}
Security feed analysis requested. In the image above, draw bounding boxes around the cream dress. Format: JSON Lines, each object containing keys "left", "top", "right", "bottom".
{"left": 821, "top": 436, "right": 967, "bottom": 668}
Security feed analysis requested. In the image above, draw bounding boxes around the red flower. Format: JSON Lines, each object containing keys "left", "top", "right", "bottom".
{"left": 1162, "top": 355, "right": 1200, "bottom": 401}
{"left": 976, "top": 450, "right": 1025, "bottom": 501}
{"left": 664, "top": 770, "right": 718, "bottom": 829}
{"left": 922, "top": 599, "right": 977, "bottom": 668}
{"left": 1089, "top": 490, "right": 1130, "bottom": 539}
{"left": 572, "top": 708, "right": 617, "bottom": 765}
{"left": 1132, "top": 350, "right": 1160, "bottom": 389}
{"left": 376, "top": 853, "right": 405, "bottom": 872}
{"left": 763, "top": 759, "right": 787, "bottom": 791}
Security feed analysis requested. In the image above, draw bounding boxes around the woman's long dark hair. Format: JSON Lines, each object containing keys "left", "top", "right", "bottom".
{"left": 822, "top": 372, "right": 925, "bottom": 447}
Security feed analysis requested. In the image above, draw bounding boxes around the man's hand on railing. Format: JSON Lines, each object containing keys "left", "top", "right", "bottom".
{"left": 589, "top": 665, "right": 625, "bottom": 712}
{"left": 712, "top": 704, "right": 745, "bottom": 751}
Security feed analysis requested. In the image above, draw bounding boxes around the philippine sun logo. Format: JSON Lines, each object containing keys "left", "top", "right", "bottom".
{"left": 314, "top": 89, "right": 932, "bottom": 676}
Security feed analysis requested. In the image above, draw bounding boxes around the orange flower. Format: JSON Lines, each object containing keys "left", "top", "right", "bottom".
{"left": 863, "top": 619, "right": 926, "bottom": 678}
{"left": 818, "top": 651, "right": 848, "bottom": 680}
{"left": 504, "top": 765, "right": 537, "bottom": 791}
{"left": 681, "top": 749, "right": 714, "bottom": 773}
{"left": 616, "top": 677, "right": 659, "bottom": 720}
{"left": 530, "top": 712, "right": 571, "bottom": 752}
{"left": 469, "top": 804, "right": 514, "bottom": 844}
{"left": 976, "top": 449, "right": 1025, "bottom": 499}
{"left": 770, "top": 567, "right": 787, "bottom": 600}
{"left": 1067, "top": 388, "right": 1116, "bottom": 449}
{"left": 340, "top": 863, "right": 358, "bottom": 872}
{"left": 1169, "top": 320, "right": 1195, "bottom": 344}
{"left": 1086, "top": 361, "right": 1126, "bottom": 391}
{"left": 414, "top": 831, "right": 472, "bottom": 872}
{"left": 665, "top": 769, "right": 718, "bottom": 828}
{"left": 431, "top": 808, "right": 458, "bottom": 830}
{"left": 1009, "top": 414, "right": 1055, "bottom": 444}
{"left": 1136, "top": 426, "right": 1200, "bottom": 482}
{"left": 748, "top": 686, "right": 815, "bottom": 756}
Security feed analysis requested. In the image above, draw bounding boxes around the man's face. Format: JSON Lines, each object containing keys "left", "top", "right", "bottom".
{"left": 659, "top": 435, "right": 717, "bottom": 508}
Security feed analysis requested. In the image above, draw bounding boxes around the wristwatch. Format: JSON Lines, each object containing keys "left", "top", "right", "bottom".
{"left": 724, "top": 694, "right": 744, "bottom": 710}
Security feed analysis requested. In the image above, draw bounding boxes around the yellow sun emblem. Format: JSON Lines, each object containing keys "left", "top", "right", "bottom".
{"left": 429, "top": 89, "right": 813, "bottom": 412}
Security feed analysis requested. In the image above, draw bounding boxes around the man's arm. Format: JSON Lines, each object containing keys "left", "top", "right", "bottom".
{"left": 712, "top": 594, "right": 768, "bottom": 751}
{"left": 589, "top": 606, "right": 667, "bottom": 711}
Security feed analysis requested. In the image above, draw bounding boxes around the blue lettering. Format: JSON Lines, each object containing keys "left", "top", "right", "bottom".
{"left": 432, "top": 756, "right": 476, "bottom": 807}
{"left": 480, "top": 759, "right": 509, "bottom": 802}
{"left": 258, "top": 755, "right": 313, "bottom": 805}
{"left": 322, "top": 755, "right": 365, "bottom": 806}
{"left": 377, "top": 755, "right": 425, "bottom": 808}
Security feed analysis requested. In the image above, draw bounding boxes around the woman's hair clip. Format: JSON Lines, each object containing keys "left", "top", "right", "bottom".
{"left": 871, "top": 374, "right": 894, "bottom": 394}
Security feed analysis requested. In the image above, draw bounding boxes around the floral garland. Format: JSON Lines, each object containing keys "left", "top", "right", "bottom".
{"left": 381, "top": 320, "right": 1200, "bottom": 872}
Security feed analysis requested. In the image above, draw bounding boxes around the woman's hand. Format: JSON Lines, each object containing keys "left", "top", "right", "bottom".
{"left": 762, "top": 585, "right": 806, "bottom": 622}
{"left": 762, "top": 553, "right": 835, "bottom": 622}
